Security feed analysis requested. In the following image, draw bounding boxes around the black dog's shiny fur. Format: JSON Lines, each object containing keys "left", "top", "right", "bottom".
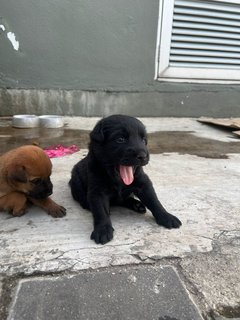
{"left": 69, "top": 115, "right": 182, "bottom": 244}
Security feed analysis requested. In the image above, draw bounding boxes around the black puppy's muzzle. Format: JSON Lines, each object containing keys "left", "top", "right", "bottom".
{"left": 136, "top": 150, "right": 149, "bottom": 163}
{"left": 121, "top": 148, "right": 149, "bottom": 166}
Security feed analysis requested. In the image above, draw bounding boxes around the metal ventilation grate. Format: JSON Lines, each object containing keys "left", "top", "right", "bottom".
{"left": 170, "top": 0, "right": 240, "bottom": 69}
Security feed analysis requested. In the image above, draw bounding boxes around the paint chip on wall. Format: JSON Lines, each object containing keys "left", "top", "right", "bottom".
{"left": 0, "top": 23, "right": 19, "bottom": 51}
{"left": 7, "top": 32, "right": 19, "bottom": 51}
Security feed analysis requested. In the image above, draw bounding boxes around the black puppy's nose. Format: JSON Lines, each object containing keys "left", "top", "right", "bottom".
{"left": 136, "top": 151, "right": 148, "bottom": 161}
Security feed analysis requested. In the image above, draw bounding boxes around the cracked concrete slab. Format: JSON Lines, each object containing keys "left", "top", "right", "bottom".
{"left": 180, "top": 230, "right": 240, "bottom": 315}
{"left": 0, "top": 149, "right": 239, "bottom": 275}
{"left": 8, "top": 266, "right": 203, "bottom": 320}
{"left": 0, "top": 117, "right": 240, "bottom": 318}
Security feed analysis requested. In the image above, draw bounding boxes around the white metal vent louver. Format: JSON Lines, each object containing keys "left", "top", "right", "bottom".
{"left": 155, "top": 0, "right": 240, "bottom": 82}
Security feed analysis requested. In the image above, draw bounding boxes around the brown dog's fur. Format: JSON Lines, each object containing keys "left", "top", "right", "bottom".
{"left": 0, "top": 145, "right": 66, "bottom": 217}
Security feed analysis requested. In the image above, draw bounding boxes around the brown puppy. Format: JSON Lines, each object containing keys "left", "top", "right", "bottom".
{"left": 0, "top": 145, "right": 66, "bottom": 217}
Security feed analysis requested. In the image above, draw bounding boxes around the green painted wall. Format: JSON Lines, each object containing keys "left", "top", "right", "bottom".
{"left": 0, "top": 0, "right": 240, "bottom": 116}
{"left": 0, "top": 0, "right": 160, "bottom": 90}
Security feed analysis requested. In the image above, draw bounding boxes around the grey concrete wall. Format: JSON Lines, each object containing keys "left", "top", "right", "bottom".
{"left": 0, "top": 0, "right": 240, "bottom": 116}
{"left": 1, "top": 87, "right": 240, "bottom": 117}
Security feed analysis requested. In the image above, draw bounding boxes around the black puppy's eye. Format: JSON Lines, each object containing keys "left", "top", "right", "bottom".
{"left": 30, "top": 178, "right": 42, "bottom": 185}
{"left": 143, "top": 137, "right": 147, "bottom": 145}
{"left": 116, "top": 137, "right": 126, "bottom": 144}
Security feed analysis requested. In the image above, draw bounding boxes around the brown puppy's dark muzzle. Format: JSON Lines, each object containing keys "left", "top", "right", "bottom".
{"left": 28, "top": 179, "right": 53, "bottom": 199}
{"left": 28, "top": 189, "right": 52, "bottom": 199}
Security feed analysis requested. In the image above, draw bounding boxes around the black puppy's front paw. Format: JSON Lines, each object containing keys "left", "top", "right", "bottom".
{"left": 91, "top": 224, "right": 114, "bottom": 244}
{"left": 155, "top": 212, "right": 182, "bottom": 229}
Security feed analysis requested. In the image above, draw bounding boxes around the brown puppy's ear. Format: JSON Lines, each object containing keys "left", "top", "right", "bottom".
{"left": 8, "top": 165, "right": 28, "bottom": 183}
{"left": 90, "top": 121, "right": 105, "bottom": 143}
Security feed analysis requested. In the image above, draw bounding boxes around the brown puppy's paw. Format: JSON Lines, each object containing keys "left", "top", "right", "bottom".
{"left": 29, "top": 197, "right": 66, "bottom": 218}
{"left": 0, "top": 192, "right": 28, "bottom": 217}
{"left": 11, "top": 206, "right": 27, "bottom": 217}
{"left": 47, "top": 204, "right": 66, "bottom": 218}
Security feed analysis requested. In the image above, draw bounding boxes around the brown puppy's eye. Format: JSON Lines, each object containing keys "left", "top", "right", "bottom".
{"left": 30, "top": 178, "right": 42, "bottom": 185}
{"left": 116, "top": 137, "right": 126, "bottom": 144}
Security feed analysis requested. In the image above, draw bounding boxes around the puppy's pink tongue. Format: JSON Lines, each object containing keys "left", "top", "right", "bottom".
{"left": 119, "top": 165, "right": 134, "bottom": 185}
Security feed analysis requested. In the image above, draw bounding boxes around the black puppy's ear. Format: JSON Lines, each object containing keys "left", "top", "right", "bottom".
{"left": 8, "top": 165, "right": 28, "bottom": 183}
{"left": 90, "top": 121, "right": 105, "bottom": 143}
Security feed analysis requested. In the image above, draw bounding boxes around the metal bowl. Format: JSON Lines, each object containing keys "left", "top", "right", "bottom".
{"left": 39, "top": 115, "right": 64, "bottom": 128}
{"left": 12, "top": 115, "right": 39, "bottom": 128}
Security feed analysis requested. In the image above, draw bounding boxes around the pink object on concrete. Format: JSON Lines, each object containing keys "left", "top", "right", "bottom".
{"left": 44, "top": 144, "right": 79, "bottom": 158}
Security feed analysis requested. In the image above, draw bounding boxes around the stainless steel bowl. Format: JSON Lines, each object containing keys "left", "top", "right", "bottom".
{"left": 39, "top": 115, "right": 64, "bottom": 128}
{"left": 12, "top": 115, "right": 39, "bottom": 128}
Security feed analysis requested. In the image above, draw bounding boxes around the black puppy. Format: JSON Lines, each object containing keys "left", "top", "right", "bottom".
{"left": 70, "top": 115, "right": 181, "bottom": 244}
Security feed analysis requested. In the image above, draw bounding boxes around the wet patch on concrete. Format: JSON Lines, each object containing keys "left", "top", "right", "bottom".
{"left": 0, "top": 119, "right": 240, "bottom": 158}
{"left": 148, "top": 131, "right": 240, "bottom": 159}
{"left": 0, "top": 126, "right": 89, "bottom": 155}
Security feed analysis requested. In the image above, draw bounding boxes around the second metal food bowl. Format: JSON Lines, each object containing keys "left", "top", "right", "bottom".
{"left": 39, "top": 115, "right": 64, "bottom": 128}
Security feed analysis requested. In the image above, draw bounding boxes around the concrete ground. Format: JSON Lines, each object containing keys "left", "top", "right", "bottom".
{"left": 0, "top": 117, "right": 240, "bottom": 319}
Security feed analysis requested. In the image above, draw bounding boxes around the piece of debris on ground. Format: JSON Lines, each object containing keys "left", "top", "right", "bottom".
{"left": 198, "top": 117, "right": 240, "bottom": 137}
